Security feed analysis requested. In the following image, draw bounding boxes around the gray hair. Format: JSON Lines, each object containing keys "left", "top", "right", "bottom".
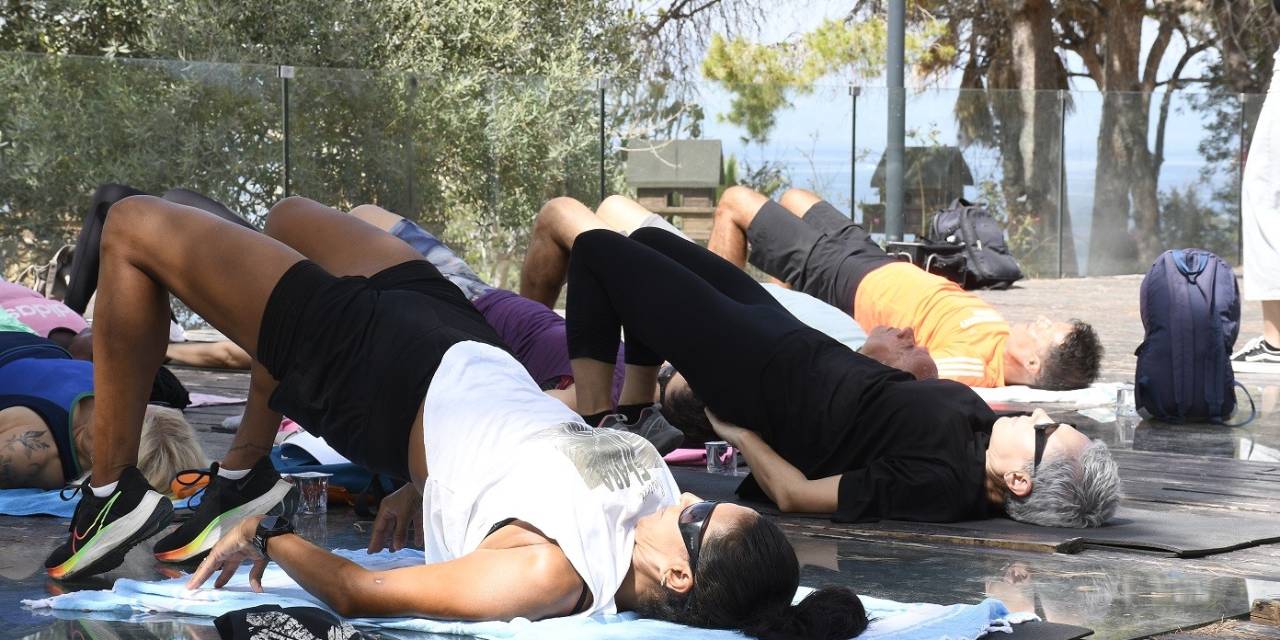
{"left": 1005, "top": 440, "right": 1121, "bottom": 528}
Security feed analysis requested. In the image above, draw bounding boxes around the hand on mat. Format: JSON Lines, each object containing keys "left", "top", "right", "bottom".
{"left": 186, "top": 515, "right": 269, "bottom": 593}
{"left": 368, "top": 484, "right": 424, "bottom": 553}
{"left": 705, "top": 409, "right": 749, "bottom": 448}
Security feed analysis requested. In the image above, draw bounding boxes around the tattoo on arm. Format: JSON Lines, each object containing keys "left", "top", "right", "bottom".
{"left": 0, "top": 429, "right": 54, "bottom": 487}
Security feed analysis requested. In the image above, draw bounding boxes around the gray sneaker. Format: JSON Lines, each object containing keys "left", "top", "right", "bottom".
{"left": 1231, "top": 336, "right": 1280, "bottom": 374}
{"left": 600, "top": 407, "right": 684, "bottom": 455}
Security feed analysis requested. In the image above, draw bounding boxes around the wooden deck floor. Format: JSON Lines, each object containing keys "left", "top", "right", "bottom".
{"left": 44, "top": 274, "right": 1280, "bottom": 639}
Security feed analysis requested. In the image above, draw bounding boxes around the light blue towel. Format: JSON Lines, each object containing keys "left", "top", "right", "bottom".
{"left": 0, "top": 489, "right": 192, "bottom": 518}
{"left": 763, "top": 284, "right": 867, "bottom": 352}
{"left": 0, "top": 488, "right": 76, "bottom": 517}
{"left": 24, "top": 548, "right": 1030, "bottom": 640}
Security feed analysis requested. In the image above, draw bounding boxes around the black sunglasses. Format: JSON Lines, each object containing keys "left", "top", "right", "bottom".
{"left": 678, "top": 501, "right": 720, "bottom": 575}
{"left": 1033, "top": 421, "right": 1072, "bottom": 469}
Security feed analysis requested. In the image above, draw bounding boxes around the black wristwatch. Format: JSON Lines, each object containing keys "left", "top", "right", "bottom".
{"left": 253, "top": 515, "right": 295, "bottom": 561}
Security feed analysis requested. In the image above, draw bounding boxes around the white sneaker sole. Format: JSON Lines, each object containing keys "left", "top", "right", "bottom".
{"left": 154, "top": 479, "right": 295, "bottom": 562}
{"left": 50, "top": 490, "right": 171, "bottom": 580}
{"left": 1232, "top": 360, "right": 1280, "bottom": 375}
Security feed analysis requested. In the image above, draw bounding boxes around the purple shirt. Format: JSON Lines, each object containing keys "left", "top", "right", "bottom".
{"left": 473, "top": 289, "right": 626, "bottom": 404}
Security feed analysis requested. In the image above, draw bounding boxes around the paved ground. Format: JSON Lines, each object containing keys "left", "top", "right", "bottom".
{"left": 5, "top": 275, "right": 1280, "bottom": 639}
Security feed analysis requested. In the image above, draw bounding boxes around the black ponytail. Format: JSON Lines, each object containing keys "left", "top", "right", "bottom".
{"left": 636, "top": 515, "right": 868, "bottom": 639}
{"left": 744, "top": 587, "right": 868, "bottom": 640}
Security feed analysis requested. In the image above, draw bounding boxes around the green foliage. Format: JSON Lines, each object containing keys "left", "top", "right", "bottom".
{"left": 0, "top": 0, "right": 640, "bottom": 283}
{"left": 1158, "top": 183, "right": 1239, "bottom": 262}
{"left": 700, "top": 14, "right": 952, "bottom": 143}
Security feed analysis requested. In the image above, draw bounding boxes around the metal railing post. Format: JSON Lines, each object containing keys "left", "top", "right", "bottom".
{"left": 279, "top": 65, "right": 295, "bottom": 197}
{"left": 884, "top": 0, "right": 906, "bottom": 240}
{"left": 599, "top": 78, "right": 607, "bottom": 203}
{"left": 1057, "top": 89, "right": 1066, "bottom": 279}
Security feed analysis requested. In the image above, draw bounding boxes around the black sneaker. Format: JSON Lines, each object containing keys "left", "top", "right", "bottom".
{"left": 153, "top": 457, "right": 294, "bottom": 563}
{"left": 1231, "top": 336, "right": 1280, "bottom": 374}
{"left": 600, "top": 406, "right": 684, "bottom": 455}
{"left": 45, "top": 466, "right": 173, "bottom": 580}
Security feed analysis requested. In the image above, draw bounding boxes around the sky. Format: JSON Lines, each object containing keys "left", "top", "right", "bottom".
{"left": 673, "top": 5, "right": 1242, "bottom": 272}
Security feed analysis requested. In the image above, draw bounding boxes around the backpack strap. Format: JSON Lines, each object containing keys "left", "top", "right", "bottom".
{"left": 1164, "top": 255, "right": 1195, "bottom": 419}
{"left": 1215, "top": 381, "right": 1257, "bottom": 428}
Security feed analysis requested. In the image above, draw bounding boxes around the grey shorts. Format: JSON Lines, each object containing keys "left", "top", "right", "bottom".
{"left": 633, "top": 213, "right": 691, "bottom": 241}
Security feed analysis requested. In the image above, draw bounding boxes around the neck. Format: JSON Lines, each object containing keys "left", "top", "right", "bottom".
{"left": 614, "top": 565, "right": 641, "bottom": 612}
{"left": 1002, "top": 352, "right": 1031, "bottom": 385}
{"left": 983, "top": 451, "right": 1005, "bottom": 506}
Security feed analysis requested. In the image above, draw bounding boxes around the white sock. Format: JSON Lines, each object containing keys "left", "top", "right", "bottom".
{"left": 90, "top": 481, "right": 118, "bottom": 498}
{"left": 217, "top": 466, "right": 251, "bottom": 480}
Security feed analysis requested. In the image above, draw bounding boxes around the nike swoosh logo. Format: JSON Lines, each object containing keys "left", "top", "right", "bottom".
{"left": 72, "top": 493, "right": 120, "bottom": 551}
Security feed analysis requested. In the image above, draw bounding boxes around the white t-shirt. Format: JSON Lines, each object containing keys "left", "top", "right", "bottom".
{"left": 420, "top": 341, "right": 680, "bottom": 618}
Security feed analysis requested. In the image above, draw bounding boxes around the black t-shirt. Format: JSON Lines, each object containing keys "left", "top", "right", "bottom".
{"left": 743, "top": 328, "right": 997, "bottom": 523}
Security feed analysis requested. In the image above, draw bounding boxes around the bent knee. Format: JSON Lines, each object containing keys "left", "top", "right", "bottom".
{"left": 348, "top": 204, "right": 403, "bottom": 232}
{"left": 597, "top": 194, "right": 638, "bottom": 218}
{"left": 263, "top": 196, "right": 322, "bottom": 237}
{"left": 716, "top": 186, "right": 766, "bottom": 220}
{"left": 535, "top": 197, "right": 604, "bottom": 243}
{"left": 779, "top": 188, "right": 821, "bottom": 214}
{"left": 102, "top": 195, "right": 168, "bottom": 253}
{"left": 536, "top": 197, "right": 588, "bottom": 226}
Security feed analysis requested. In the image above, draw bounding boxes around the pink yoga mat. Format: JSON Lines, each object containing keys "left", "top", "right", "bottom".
{"left": 663, "top": 448, "right": 706, "bottom": 465}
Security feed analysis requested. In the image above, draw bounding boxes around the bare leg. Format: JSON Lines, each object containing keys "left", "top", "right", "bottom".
{"left": 348, "top": 204, "right": 405, "bottom": 233}
{"left": 596, "top": 195, "right": 657, "bottom": 235}
{"left": 778, "top": 187, "right": 823, "bottom": 217}
{"left": 221, "top": 362, "right": 285, "bottom": 470}
{"left": 570, "top": 359, "right": 616, "bottom": 417}
{"left": 91, "top": 196, "right": 306, "bottom": 485}
{"left": 519, "top": 197, "right": 609, "bottom": 308}
{"left": 708, "top": 186, "right": 769, "bottom": 268}
{"left": 265, "top": 197, "right": 425, "bottom": 278}
{"left": 164, "top": 341, "right": 253, "bottom": 369}
{"left": 618, "top": 364, "right": 659, "bottom": 405}
{"left": 1265, "top": 300, "right": 1280, "bottom": 346}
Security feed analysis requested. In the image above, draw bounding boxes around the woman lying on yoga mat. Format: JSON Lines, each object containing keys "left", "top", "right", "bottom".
{"left": 0, "top": 332, "right": 205, "bottom": 492}
{"left": 43, "top": 195, "right": 864, "bottom": 639}
{"left": 563, "top": 221, "right": 1121, "bottom": 528}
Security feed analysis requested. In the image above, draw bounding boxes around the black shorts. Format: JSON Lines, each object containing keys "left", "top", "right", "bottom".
{"left": 257, "top": 260, "right": 507, "bottom": 480}
{"left": 746, "top": 200, "right": 894, "bottom": 313}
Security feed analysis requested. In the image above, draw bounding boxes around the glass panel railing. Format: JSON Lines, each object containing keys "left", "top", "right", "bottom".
{"left": 0, "top": 51, "right": 1266, "bottom": 284}
{"left": 286, "top": 65, "right": 416, "bottom": 215}
{"left": 854, "top": 87, "right": 1067, "bottom": 277}
{"left": 0, "top": 53, "right": 281, "bottom": 274}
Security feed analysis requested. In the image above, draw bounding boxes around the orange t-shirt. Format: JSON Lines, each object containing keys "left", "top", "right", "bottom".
{"left": 852, "top": 262, "right": 1008, "bottom": 387}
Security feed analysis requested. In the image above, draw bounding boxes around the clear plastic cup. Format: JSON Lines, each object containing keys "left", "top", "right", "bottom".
{"left": 705, "top": 441, "right": 738, "bottom": 474}
{"left": 283, "top": 472, "right": 331, "bottom": 515}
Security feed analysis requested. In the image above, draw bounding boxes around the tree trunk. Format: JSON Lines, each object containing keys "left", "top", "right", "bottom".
{"left": 1087, "top": 0, "right": 1150, "bottom": 275}
{"left": 1005, "top": 0, "right": 1078, "bottom": 276}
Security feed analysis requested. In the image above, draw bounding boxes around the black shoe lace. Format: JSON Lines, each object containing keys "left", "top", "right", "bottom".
{"left": 58, "top": 479, "right": 85, "bottom": 502}
{"left": 174, "top": 462, "right": 221, "bottom": 509}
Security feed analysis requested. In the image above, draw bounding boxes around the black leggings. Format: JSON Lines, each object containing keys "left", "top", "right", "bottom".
{"left": 65, "top": 184, "right": 254, "bottom": 313}
{"left": 565, "top": 228, "right": 805, "bottom": 429}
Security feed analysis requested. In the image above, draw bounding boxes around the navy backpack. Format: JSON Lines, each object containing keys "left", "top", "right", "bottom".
{"left": 1135, "top": 249, "right": 1253, "bottom": 423}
